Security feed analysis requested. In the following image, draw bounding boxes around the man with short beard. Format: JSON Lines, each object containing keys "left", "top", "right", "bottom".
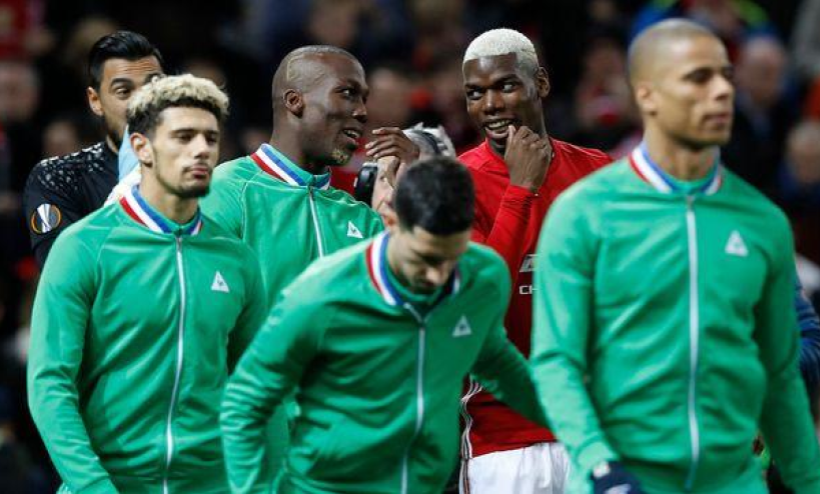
{"left": 28, "top": 74, "right": 267, "bottom": 493}
{"left": 200, "top": 44, "right": 383, "bottom": 485}
{"left": 23, "top": 31, "right": 164, "bottom": 268}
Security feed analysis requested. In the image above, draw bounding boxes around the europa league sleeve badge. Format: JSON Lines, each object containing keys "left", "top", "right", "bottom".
{"left": 30, "top": 204, "right": 63, "bottom": 234}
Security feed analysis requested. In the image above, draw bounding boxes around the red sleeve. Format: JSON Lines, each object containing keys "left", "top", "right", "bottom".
{"left": 473, "top": 184, "right": 536, "bottom": 282}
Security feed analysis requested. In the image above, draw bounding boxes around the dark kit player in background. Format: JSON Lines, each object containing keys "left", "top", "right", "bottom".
{"left": 23, "top": 31, "right": 163, "bottom": 268}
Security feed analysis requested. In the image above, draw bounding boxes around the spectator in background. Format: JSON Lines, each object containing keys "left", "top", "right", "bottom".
{"left": 630, "top": 0, "right": 775, "bottom": 60}
{"left": 722, "top": 35, "right": 797, "bottom": 196}
{"left": 791, "top": 0, "right": 820, "bottom": 82}
{"left": 0, "top": 60, "right": 42, "bottom": 194}
{"left": 572, "top": 27, "right": 640, "bottom": 157}
{"left": 41, "top": 113, "right": 98, "bottom": 159}
{"left": 779, "top": 120, "right": 820, "bottom": 267}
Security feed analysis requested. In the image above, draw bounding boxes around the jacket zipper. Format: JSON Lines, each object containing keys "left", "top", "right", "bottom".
{"left": 684, "top": 197, "right": 701, "bottom": 490}
{"left": 163, "top": 235, "right": 187, "bottom": 494}
{"left": 308, "top": 186, "right": 325, "bottom": 258}
{"left": 400, "top": 304, "right": 426, "bottom": 494}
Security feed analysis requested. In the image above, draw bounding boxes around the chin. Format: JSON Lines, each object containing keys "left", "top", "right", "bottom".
{"left": 330, "top": 149, "right": 353, "bottom": 167}
{"left": 177, "top": 184, "right": 210, "bottom": 199}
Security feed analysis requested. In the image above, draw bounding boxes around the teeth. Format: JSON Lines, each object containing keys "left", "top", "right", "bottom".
{"left": 343, "top": 129, "right": 361, "bottom": 139}
{"left": 486, "top": 120, "right": 512, "bottom": 131}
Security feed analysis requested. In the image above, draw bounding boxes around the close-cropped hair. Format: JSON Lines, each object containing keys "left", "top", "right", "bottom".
{"left": 463, "top": 28, "right": 539, "bottom": 75}
{"left": 87, "top": 31, "right": 164, "bottom": 89}
{"left": 126, "top": 74, "right": 229, "bottom": 136}
{"left": 394, "top": 157, "right": 475, "bottom": 235}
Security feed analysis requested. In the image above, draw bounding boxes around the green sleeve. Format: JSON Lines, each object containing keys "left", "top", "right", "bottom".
{"left": 470, "top": 258, "right": 546, "bottom": 426}
{"left": 530, "top": 191, "right": 618, "bottom": 478}
{"left": 227, "top": 250, "right": 269, "bottom": 373}
{"left": 27, "top": 232, "right": 119, "bottom": 493}
{"left": 220, "top": 283, "right": 327, "bottom": 494}
{"left": 201, "top": 172, "right": 244, "bottom": 238}
{"left": 756, "top": 225, "right": 820, "bottom": 493}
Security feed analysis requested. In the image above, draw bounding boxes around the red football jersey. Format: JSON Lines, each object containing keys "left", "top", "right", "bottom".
{"left": 459, "top": 138, "right": 611, "bottom": 458}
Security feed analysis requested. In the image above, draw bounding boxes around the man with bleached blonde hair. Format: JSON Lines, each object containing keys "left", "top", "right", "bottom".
{"left": 28, "top": 74, "right": 269, "bottom": 494}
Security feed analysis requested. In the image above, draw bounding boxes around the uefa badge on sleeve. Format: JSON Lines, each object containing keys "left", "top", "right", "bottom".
{"left": 30, "top": 204, "right": 62, "bottom": 234}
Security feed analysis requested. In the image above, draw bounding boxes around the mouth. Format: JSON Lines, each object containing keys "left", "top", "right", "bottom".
{"left": 186, "top": 165, "right": 212, "bottom": 180}
{"left": 483, "top": 118, "right": 516, "bottom": 140}
{"left": 341, "top": 127, "right": 363, "bottom": 148}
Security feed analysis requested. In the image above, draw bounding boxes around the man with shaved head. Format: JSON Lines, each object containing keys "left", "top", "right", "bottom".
{"left": 532, "top": 19, "right": 820, "bottom": 494}
{"left": 201, "top": 45, "right": 383, "bottom": 489}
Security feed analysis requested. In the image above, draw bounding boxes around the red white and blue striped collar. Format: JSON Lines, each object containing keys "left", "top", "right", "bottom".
{"left": 365, "top": 232, "right": 461, "bottom": 308}
{"left": 250, "top": 143, "right": 331, "bottom": 190}
{"left": 629, "top": 144, "right": 722, "bottom": 195}
{"left": 120, "top": 185, "right": 203, "bottom": 235}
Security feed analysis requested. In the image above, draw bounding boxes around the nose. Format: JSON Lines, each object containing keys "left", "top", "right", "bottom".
{"left": 192, "top": 134, "right": 215, "bottom": 158}
{"left": 713, "top": 73, "right": 734, "bottom": 102}
{"left": 423, "top": 264, "right": 450, "bottom": 287}
{"left": 483, "top": 89, "right": 504, "bottom": 113}
{"left": 353, "top": 97, "right": 368, "bottom": 123}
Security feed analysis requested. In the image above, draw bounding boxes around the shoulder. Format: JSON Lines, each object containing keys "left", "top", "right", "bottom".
{"left": 211, "top": 156, "right": 260, "bottom": 184}
{"left": 552, "top": 139, "right": 613, "bottom": 170}
{"left": 460, "top": 243, "right": 509, "bottom": 285}
{"left": 26, "top": 142, "right": 109, "bottom": 192}
{"left": 49, "top": 203, "right": 122, "bottom": 257}
{"left": 721, "top": 169, "right": 790, "bottom": 230}
{"left": 459, "top": 142, "right": 496, "bottom": 172}
{"left": 285, "top": 241, "right": 370, "bottom": 301}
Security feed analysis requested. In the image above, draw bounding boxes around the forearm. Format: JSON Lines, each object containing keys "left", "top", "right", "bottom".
{"left": 760, "top": 366, "right": 820, "bottom": 493}
{"left": 481, "top": 186, "right": 535, "bottom": 279}
{"left": 28, "top": 377, "right": 117, "bottom": 492}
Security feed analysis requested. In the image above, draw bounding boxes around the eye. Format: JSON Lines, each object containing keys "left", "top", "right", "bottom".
{"left": 501, "top": 81, "right": 517, "bottom": 92}
{"left": 113, "top": 87, "right": 131, "bottom": 98}
{"left": 465, "top": 89, "right": 482, "bottom": 101}
{"left": 206, "top": 135, "right": 219, "bottom": 145}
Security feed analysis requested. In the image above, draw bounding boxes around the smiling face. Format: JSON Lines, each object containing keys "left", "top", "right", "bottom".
{"left": 463, "top": 53, "right": 549, "bottom": 154}
{"left": 299, "top": 53, "right": 369, "bottom": 167}
{"left": 134, "top": 106, "right": 220, "bottom": 199}
{"left": 634, "top": 34, "right": 735, "bottom": 149}
{"left": 88, "top": 56, "right": 163, "bottom": 149}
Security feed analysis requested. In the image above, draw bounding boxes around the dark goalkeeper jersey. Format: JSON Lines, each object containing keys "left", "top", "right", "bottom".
{"left": 23, "top": 141, "right": 118, "bottom": 268}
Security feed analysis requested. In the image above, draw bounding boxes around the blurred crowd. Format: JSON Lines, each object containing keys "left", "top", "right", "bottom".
{"left": 1, "top": 0, "right": 820, "bottom": 490}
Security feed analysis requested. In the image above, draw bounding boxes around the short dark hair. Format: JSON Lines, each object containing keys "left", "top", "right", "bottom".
{"left": 394, "top": 157, "right": 474, "bottom": 235}
{"left": 88, "top": 31, "right": 164, "bottom": 89}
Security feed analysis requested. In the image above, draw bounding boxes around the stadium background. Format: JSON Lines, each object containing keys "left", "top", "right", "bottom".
{"left": 1, "top": 0, "right": 819, "bottom": 490}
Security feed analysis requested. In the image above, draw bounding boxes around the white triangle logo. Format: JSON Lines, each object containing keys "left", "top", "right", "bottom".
{"left": 452, "top": 316, "right": 472, "bottom": 338}
{"left": 347, "top": 221, "right": 363, "bottom": 239}
{"left": 725, "top": 230, "right": 748, "bottom": 257}
{"left": 211, "top": 271, "right": 230, "bottom": 293}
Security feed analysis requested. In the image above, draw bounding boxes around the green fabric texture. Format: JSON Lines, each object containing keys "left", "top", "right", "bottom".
{"left": 28, "top": 202, "right": 268, "bottom": 493}
{"left": 532, "top": 159, "right": 820, "bottom": 493}
{"left": 221, "top": 238, "right": 546, "bottom": 493}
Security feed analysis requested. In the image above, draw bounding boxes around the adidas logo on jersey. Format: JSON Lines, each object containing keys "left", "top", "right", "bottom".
{"left": 452, "top": 316, "right": 472, "bottom": 338}
{"left": 347, "top": 221, "right": 363, "bottom": 239}
{"left": 519, "top": 254, "right": 536, "bottom": 273}
{"left": 725, "top": 230, "right": 748, "bottom": 257}
{"left": 211, "top": 271, "right": 230, "bottom": 293}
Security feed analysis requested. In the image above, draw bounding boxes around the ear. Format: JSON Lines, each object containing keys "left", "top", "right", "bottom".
{"left": 87, "top": 86, "right": 104, "bottom": 117}
{"left": 283, "top": 89, "right": 305, "bottom": 117}
{"left": 130, "top": 132, "right": 154, "bottom": 167}
{"left": 382, "top": 207, "right": 400, "bottom": 234}
{"left": 536, "top": 67, "right": 550, "bottom": 99}
{"left": 633, "top": 81, "right": 657, "bottom": 116}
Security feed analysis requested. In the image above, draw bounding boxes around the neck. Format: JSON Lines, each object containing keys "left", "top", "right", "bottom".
{"left": 106, "top": 136, "right": 119, "bottom": 155}
{"left": 138, "top": 179, "right": 198, "bottom": 225}
{"left": 269, "top": 135, "right": 328, "bottom": 176}
{"left": 643, "top": 129, "right": 718, "bottom": 181}
{"left": 385, "top": 236, "right": 413, "bottom": 292}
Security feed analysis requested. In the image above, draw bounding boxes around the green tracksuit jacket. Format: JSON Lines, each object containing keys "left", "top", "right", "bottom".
{"left": 28, "top": 186, "right": 268, "bottom": 493}
{"left": 532, "top": 148, "right": 820, "bottom": 494}
{"left": 201, "top": 143, "right": 384, "bottom": 310}
{"left": 201, "top": 143, "right": 384, "bottom": 483}
{"left": 220, "top": 233, "right": 546, "bottom": 494}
